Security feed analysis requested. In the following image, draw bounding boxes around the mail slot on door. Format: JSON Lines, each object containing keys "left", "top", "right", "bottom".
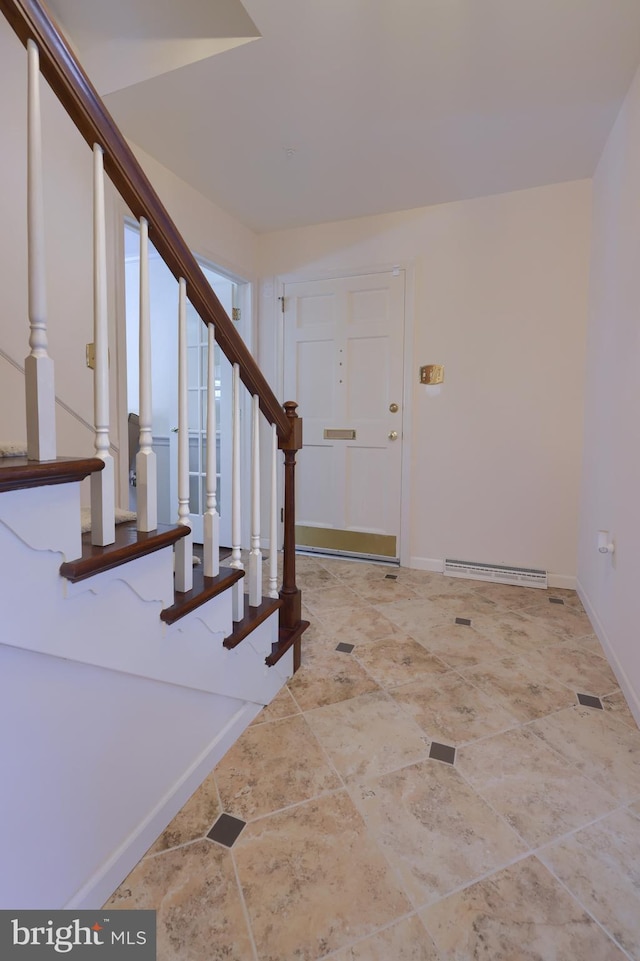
{"left": 324, "top": 429, "right": 356, "bottom": 440}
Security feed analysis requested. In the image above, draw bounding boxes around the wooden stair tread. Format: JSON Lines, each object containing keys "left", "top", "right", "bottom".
{"left": 0, "top": 456, "right": 104, "bottom": 493}
{"left": 161, "top": 566, "right": 245, "bottom": 624}
{"left": 266, "top": 619, "right": 310, "bottom": 667}
{"left": 60, "top": 522, "right": 188, "bottom": 582}
{"left": 224, "top": 597, "right": 283, "bottom": 650}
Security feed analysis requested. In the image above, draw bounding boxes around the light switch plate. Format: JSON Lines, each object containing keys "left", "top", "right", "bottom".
{"left": 420, "top": 364, "right": 444, "bottom": 385}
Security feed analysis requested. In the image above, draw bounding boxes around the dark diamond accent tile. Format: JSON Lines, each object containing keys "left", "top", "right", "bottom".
{"left": 549, "top": 597, "right": 565, "bottom": 605}
{"left": 429, "top": 742, "right": 456, "bottom": 764}
{"left": 384, "top": 573, "right": 398, "bottom": 580}
{"left": 207, "top": 813, "right": 246, "bottom": 847}
{"left": 455, "top": 617, "right": 472, "bottom": 626}
{"left": 336, "top": 642, "right": 355, "bottom": 654}
{"left": 577, "top": 693, "right": 604, "bottom": 710}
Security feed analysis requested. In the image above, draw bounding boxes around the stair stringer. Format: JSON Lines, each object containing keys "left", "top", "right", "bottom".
{"left": 0, "top": 481, "right": 81, "bottom": 560}
{"left": 0, "top": 517, "right": 291, "bottom": 703}
{"left": 63, "top": 544, "right": 177, "bottom": 609}
{"left": 167, "top": 605, "right": 294, "bottom": 703}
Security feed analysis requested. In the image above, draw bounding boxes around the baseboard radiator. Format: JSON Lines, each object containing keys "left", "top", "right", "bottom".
{"left": 444, "top": 559, "right": 548, "bottom": 589}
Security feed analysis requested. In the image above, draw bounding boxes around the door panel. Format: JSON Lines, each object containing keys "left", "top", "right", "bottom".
{"left": 284, "top": 270, "right": 405, "bottom": 559}
{"left": 297, "top": 444, "right": 336, "bottom": 527}
{"left": 346, "top": 446, "right": 389, "bottom": 532}
{"left": 296, "top": 339, "right": 336, "bottom": 419}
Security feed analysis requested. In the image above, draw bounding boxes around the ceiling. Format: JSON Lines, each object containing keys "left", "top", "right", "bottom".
{"left": 50, "top": 0, "right": 640, "bottom": 233}
{"left": 49, "top": 0, "right": 260, "bottom": 94}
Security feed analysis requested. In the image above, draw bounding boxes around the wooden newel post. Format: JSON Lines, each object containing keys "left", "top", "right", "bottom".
{"left": 279, "top": 401, "right": 303, "bottom": 668}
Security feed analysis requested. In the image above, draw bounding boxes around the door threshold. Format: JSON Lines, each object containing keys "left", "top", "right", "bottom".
{"left": 295, "top": 546, "right": 400, "bottom": 566}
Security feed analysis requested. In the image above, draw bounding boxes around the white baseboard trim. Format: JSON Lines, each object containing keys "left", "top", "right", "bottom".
{"left": 577, "top": 579, "right": 640, "bottom": 729}
{"left": 547, "top": 573, "right": 577, "bottom": 590}
{"left": 64, "top": 700, "right": 261, "bottom": 909}
{"left": 408, "top": 556, "right": 444, "bottom": 573}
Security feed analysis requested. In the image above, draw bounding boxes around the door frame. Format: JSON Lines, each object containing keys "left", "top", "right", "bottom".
{"left": 275, "top": 262, "right": 415, "bottom": 568}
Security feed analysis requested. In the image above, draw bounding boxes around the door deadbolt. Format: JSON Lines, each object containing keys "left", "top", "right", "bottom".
{"left": 389, "top": 403, "right": 399, "bottom": 413}
{"left": 388, "top": 431, "right": 398, "bottom": 441}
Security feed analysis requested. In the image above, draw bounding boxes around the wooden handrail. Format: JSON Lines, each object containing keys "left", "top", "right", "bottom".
{"left": 0, "top": 0, "right": 291, "bottom": 439}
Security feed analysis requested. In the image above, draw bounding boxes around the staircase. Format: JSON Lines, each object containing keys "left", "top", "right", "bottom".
{"left": 0, "top": 0, "right": 308, "bottom": 910}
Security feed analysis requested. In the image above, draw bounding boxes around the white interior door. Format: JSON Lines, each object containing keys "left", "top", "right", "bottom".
{"left": 284, "top": 270, "right": 405, "bottom": 559}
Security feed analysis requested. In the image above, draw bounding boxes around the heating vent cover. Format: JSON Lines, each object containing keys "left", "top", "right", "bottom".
{"left": 444, "top": 559, "right": 547, "bottom": 589}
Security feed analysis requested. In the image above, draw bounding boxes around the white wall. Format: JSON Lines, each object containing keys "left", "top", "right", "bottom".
{"left": 0, "top": 13, "right": 258, "bottom": 504}
{"left": 114, "top": 145, "right": 259, "bottom": 501}
{"left": 0, "top": 15, "right": 99, "bottom": 463}
{"left": 259, "top": 180, "right": 592, "bottom": 584}
{"left": 0, "top": 643, "right": 253, "bottom": 909}
{"left": 129, "top": 145, "right": 258, "bottom": 281}
{"left": 577, "top": 63, "right": 640, "bottom": 721}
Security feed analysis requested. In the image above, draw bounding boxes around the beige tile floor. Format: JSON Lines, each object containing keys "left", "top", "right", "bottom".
{"left": 106, "top": 555, "right": 640, "bottom": 961}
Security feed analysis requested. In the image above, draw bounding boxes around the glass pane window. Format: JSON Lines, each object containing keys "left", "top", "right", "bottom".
{"left": 188, "top": 434, "right": 199, "bottom": 473}
{"left": 186, "top": 305, "right": 200, "bottom": 347}
{"left": 189, "top": 474, "right": 200, "bottom": 514}
{"left": 187, "top": 347, "right": 199, "bottom": 389}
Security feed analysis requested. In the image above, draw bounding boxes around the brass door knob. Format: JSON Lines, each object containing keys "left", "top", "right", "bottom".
{"left": 388, "top": 431, "right": 398, "bottom": 441}
{"left": 389, "top": 403, "right": 399, "bottom": 413}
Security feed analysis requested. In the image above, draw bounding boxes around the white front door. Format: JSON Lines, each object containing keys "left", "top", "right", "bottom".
{"left": 283, "top": 270, "right": 405, "bottom": 560}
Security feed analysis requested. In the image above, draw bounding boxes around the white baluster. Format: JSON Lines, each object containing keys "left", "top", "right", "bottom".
{"left": 25, "top": 40, "right": 56, "bottom": 462}
{"left": 203, "top": 323, "right": 220, "bottom": 578}
{"left": 136, "top": 217, "right": 157, "bottom": 531}
{"left": 268, "top": 423, "right": 279, "bottom": 598}
{"left": 229, "top": 362, "right": 245, "bottom": 620}
{"left": 90, "top": 144, "right": 115, "bottom": 546}
{"left": 248, "top": 394, "right": 262, "bottom": 606}
{"left": 174, "top": 278, "right": 193, "bottom": 592}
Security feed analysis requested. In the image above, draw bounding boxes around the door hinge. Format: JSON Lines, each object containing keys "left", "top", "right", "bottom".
{"left": 232, "top": 307, "right": 241, "bottom": 321}
{"left": 86, "top": 343, "right": 110, "bottom": 369}
{"left": 280, "top": 507, "right": 284, "bottom": 522}
{"left": 279, "top": 296, "right": 285, "bottom": 313}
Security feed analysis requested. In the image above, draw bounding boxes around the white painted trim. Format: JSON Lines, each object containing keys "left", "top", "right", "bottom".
{"left": 274, "top": 277, "right": 285, "bottom": 405}
{"left": 408, "top": 556, "right": 445, "bottom": 573}
{"left": 276, "top": 261, "right": 414, "bottom": 285}
{"left": 547, "top": 573, "right": 577, "bottom": 590}
{"left": 248, "top": 393, "right": 263, "bottom": 605}
{"left": 577, "top": 579, "right": 640, "bottom": 729}
{"left": 191, "top": 249, "right": 255, "bottom": 294}
{"left": 113, "top": 199, "right": 132, "bottom": 507}
{"left": 275, "top": 277, "right": 285, "bottom": 551}
{"left": 26, "top": 40, "right": 56, "bottom": 462}
{"left": 399, "top": 263, "right": 415, "bottom": 569}
{"left": 65, "top": 700, "right": 261, "bottom": 909}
